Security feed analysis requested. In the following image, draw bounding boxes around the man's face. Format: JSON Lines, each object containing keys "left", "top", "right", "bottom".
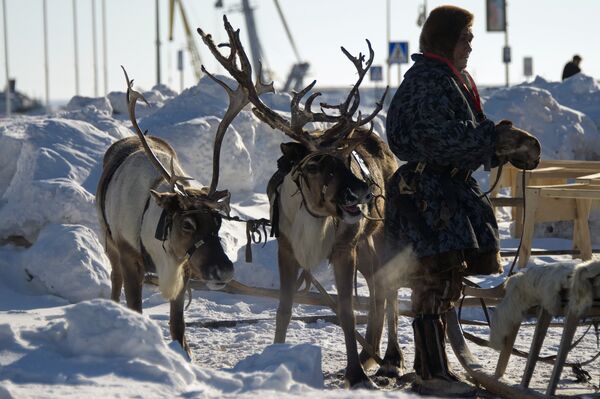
{"left": 453, "top": 26, "right": 473, "bottom": 71}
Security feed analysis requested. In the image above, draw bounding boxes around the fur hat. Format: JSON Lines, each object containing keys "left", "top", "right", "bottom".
{"left": 419, "top": 5, "right": 474, "bottom": 59}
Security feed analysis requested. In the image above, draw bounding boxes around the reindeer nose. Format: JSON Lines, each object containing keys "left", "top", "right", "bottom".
{"left": 207, "top": 261, "right": 234, "bottom": 283}
{"left": 343, "top": 188, "right": 359, "bottom": 204}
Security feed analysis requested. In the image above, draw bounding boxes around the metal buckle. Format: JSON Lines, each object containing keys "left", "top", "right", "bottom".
{"left": 415, "top": 162, "right": 426, "bottom": 174}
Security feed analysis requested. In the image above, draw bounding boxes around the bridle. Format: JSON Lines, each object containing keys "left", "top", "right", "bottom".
{"left": 291, "top": 151, "right": 335, "bottom": 219}
{"left": 290, "top": 150, "right": 381, "bottom": 221}
{"left": 152, "top": 205, "right": 222, "bottom": 263}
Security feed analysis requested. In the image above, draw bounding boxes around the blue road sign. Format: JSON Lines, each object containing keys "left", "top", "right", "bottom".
{"left": 370, "top": 66, "right": 383, "bottom": 82}
{"left": 389, "top": 41, "right": 409, "bottom": 64}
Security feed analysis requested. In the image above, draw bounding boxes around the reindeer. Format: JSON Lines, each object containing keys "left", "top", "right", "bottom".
{"left": 96, "top": 67, "right": 234, "bottom": 357}
{"left": 197, "top": 17, "right": 403, "bottom": 388}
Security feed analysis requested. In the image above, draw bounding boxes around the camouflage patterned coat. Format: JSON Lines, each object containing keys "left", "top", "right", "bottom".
{"left": 385, "top": 54, "right": 500, "bottom": 258}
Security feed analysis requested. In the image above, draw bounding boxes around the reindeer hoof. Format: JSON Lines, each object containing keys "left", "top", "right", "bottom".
{"left": 375, "top": 363, "right": 405, "bottom": 379}
{"left": 345, "top": 377, "right": 378, "bottom": 390}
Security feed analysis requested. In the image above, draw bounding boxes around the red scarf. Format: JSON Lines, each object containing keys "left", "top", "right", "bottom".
{"left": 423, "top": 52, "right": 483, "bottom": 117}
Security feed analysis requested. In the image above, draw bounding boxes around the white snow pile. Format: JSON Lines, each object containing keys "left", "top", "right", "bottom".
{"left": 233, "top": 343, "right": 324, "bottom": 389}
{"left": 0, "top": 299, "right": 353, "bottom": 398}
{"left": 108, "top": 83, "right": 178, "bottom": 118}
{"left": 20, "top": 224, "right": 111, "bottom": 302}
{"left": 0, "top": 116, "right": 114, "bottom": 244}
{"left": 483, "top": 75, "right": 600, "bottom": 160}
{"left": 528, "top": 74, "right": 600, "bottom": 130}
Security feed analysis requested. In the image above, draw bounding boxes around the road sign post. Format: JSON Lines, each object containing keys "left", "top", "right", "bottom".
{"left": 389, "top": 41, "right": 409, "bottom": 87}
{"left": 523, "top": 56, "right": 533, "bottom": 79}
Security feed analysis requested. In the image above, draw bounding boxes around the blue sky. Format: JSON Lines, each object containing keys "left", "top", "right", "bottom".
{"left": 1, "top": 0, "right": 598, "bottom": 102}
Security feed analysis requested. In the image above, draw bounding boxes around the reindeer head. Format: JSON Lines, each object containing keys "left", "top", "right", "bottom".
{"left": 197, "top": 17, "right": 387, "bottom": 224}
{"left": 280, "top": 141, "right": 372, "bottom": 223}
{"left": 151, "top": 188, "right": 233, "bottom": 289}
{"left": 121, "top": 67, "right": 233, "bottom": 289}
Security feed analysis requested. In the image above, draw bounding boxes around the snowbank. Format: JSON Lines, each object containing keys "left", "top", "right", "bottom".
{"left": 0, "top": 116, "right": 114, "bottom": 243}
{"left": 484, "top": 85, "right": 600, "bottom": 160}
{"left": 233, "top": 343, "right": 324, "bottom": 389}
{"left": 0, "top": 299, "right": 351, "bottom": 398}
{"left": 20, "top": 224, "right": 111, "bottom": 303}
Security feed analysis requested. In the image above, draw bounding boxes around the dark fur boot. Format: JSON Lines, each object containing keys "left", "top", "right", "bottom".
{"left": 412, "top": 314, "right": 476, "bottom": 397}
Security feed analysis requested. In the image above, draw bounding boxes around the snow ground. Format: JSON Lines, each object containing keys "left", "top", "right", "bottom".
{"left": 2, "top": 73, "right": 600, "bottom": 398}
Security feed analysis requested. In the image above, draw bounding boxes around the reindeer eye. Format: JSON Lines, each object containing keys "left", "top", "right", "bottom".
{"left": 305, "top": 163, "right": 319, "bottom": 174}
{"left": 182, "top": 218, "right": 196, "bottom": 233}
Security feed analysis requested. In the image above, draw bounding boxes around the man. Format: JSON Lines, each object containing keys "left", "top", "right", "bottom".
{"left": 562, "top": 55, "right": 582, "bottom": 81}
{"left": 385, "top": 5, "right": 540, "bottom": 396}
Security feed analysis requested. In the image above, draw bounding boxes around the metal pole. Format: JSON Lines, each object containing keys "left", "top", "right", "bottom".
{"left": 241, "top": 0, "right": 263, "bottom": 80}
{"left": 43, "top": 0, "right": 50, "bottom": 111}
{"left": 156, "top": 0, "right": 161, "bottom": 85}
{"left": 2, "top": 0, "right": 10, "bottom": 116}
{"left": 397, "top": 65, "right": 401, "bottom": 87}
{"left": 101, "top": 0, "right": 107, "bottom": 95}
{"left": 179, "top": 67, "right": 183, "bottom": 93}
{"left": 504, "top": 1, "right": 509, "bottom": 87}
{"left": 92, "top": 0, "right": 98, "bottom": 97}
{"left": 72, "top": 0, "right": 80, "bottom": 95}
{"left": 386, "top": 0, "right": 390, "bottom": 90}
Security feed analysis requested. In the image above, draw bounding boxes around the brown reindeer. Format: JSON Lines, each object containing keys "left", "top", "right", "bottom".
{"left": 96, "top": 67, "right": 235, "bottom": 357}
{"left": 197, "top": 17, "right": 403, "bottom": 388}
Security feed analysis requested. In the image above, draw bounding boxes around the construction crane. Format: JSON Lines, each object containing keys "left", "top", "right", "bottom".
{"left": 216, "top": 0, "right": 309, "bottom": 92}
{"left": 271, "top": 0, "right": 309, "bottom": 92}
{"left": 168, "top": 0, "right": 203, "bottom": 81}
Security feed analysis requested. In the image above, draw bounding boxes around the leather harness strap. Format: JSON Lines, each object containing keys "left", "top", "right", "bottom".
{"left": 413, "top": 161, "right": 473, "bottom": 182}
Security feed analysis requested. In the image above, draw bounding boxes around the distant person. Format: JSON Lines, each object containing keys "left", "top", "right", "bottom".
{"left": 562, "top": 55, "right": 582, "bottom": 80}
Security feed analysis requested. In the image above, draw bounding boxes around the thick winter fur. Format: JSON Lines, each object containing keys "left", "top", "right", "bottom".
{"left": 568, "top": 259, "right": 600, "bottom": 316}
{"left": 98, "top": 136, "right": 186, "bottom": 300}
{"left": 275, "top": 175, "right": 336, "bottom": 270}
{"left": 96, "top": 135, "right": 233, "bottom": 356}
{"left": 490, "top": 263, "right": 574, "bottom": 350}
{"left": 269, "top": 133, "right": 402, "bottom": 387}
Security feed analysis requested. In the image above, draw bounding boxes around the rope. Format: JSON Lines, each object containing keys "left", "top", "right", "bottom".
{"left": 479, "top": 163, "right": 504, "bottom": 198}
{"left": 219, "top": 214, "right": 271, "bottom": 263}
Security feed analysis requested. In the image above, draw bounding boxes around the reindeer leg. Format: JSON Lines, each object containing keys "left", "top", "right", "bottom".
{"left": 275, "top": 238, "right": 300, "bottom": 343}
{"left": 356, "top": 240, "right": 384, "bottom": 371}
{"left": 377, "top": 287, "right": 405, "bottom": 378}
{"left": 332, "top": 247, "right": 375, "bottom": 389}
{"left": 106, "top": 239, "right": 123, "bottom": 302}
{"left": 170, "top": 273, "right": 191, "bottom": 359}
{"left": 119, "top": 243, "right": 144, "bottom": 313}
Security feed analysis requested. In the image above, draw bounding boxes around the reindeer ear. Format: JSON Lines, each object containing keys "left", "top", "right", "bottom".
{"left": 280, "top": 142, "right": 309, "bottom": 164}
{"left": 150, "top": 190, "right": 179, "bottom": 211}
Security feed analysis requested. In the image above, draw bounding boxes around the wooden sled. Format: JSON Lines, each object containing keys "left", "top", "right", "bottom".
{"left": 446, "top": 308, "right": 547, "bottom": 399}
{"left": 456, "top": 283, "right": 600, "bottom": 398}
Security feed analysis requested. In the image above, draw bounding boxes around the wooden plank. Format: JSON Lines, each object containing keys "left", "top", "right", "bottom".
{"left": 575, "top": 171, "right": 600, "bottom": 182}
{"left": 538, "top": 160, "right": 600, "bottom": 169}
{"left": 446, "top": 310, "right": 547, "bottom": 399}
{"left": 521, "top": 309, "right": 552, "bottom": 388}
{"left": 546, "top": 310, "right": 581, "bottom": 396}
{"left": 491, "top": 197, "right": 523, "bottom": 207}
{"left": 539, "top": 188, "right": 600, "bottom": 199}
{"left": 534, "top": 197, "right": 577, "bottom": 222}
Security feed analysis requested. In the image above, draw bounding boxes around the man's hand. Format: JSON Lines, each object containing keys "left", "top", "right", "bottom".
{"left": 495, "top": 120, "right": 541, "bottom": 170}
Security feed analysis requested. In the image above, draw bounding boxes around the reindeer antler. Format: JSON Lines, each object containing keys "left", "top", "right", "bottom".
{"left": 198, "top": 17, "right": 388, "bottom": 154}
{"left": 318, "top": 40, "right": 389, "bottom": 148}
{"left": 121, "top": 66, "right": 192, "bottom": 193}
{"left": 198, "top": 17, "right": 289, "bottom": 194}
